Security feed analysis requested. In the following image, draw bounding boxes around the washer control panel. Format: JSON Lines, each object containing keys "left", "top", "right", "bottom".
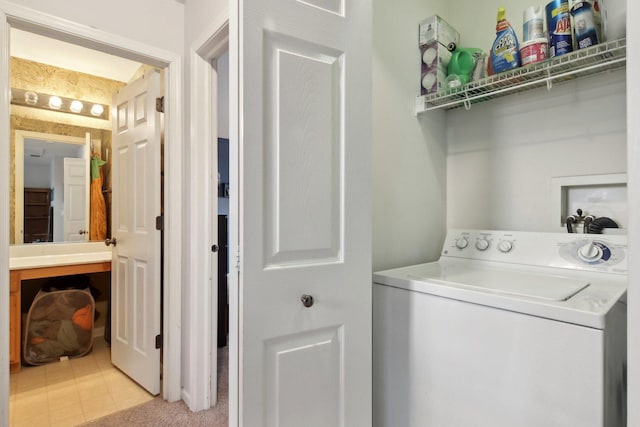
{"left": 559, "top": 239, "right": 624, "bottom": 267}
{"left": 442, "top": 229, "right": 627, "bottom": 273}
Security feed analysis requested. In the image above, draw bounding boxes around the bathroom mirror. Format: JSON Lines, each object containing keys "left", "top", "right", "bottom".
{"left": 14, "top": 130, "right": 89, "bottom": 244}
{"left": 11, "top": 129, "right": 109, "bottom": 244}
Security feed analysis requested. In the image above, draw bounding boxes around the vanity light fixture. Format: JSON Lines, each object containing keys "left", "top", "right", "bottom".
{"left": 69, "top": 100, "right": 83, "bottom": 113}
{"left": 24, "top": 91, "right": 38, "bottom": 105}
{"left": 90, "top": 104, "right": 104, "bottom": 117}
{"left": 10, "top": 87, "right": 109, "bottom": 120}
{"left": 48, "top": 95, "right": 62, "bottom": 110}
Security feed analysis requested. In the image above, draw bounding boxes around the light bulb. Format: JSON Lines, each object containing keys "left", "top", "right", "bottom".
{"left": 24, "top": 91, "right": 38, "bottom": 105}
{"left": 70, "top": 100, "right": 83, "bottom": 113}
{"left": 90, "top": 104, "right": 104, "bottom": 116}
{"left": 49, "top": 96, "right": 62, "bottom": 109}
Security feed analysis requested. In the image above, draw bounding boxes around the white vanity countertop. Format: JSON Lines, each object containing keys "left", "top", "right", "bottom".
{"left": 10, "top": 242, "right": 112, "bottom": 270}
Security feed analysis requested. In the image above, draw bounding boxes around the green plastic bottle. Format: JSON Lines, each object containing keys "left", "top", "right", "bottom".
{"left": 447, "top": 47, "right": 484, "bottom": 85}
{"left": 490, "top": 7, "right": 521, "bottom": 73}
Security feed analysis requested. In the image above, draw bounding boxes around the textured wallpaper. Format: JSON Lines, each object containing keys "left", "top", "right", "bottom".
{"left": 9, "top": 57, "right": 125, "bottom": 243}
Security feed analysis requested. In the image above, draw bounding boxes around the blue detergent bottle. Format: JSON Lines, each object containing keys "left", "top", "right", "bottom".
{"left": 491, "top": 7, "right": 521, "bottom": 73}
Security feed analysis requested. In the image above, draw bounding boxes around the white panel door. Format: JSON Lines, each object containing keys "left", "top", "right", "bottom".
{"left": 110, "top": 71, "right": 162, "bottom": 395}
{"left": 238, "top": 0, "right": 372, "bottom": 425}
{"left": 63, "top": 157, "right": 87, "bottom": 241}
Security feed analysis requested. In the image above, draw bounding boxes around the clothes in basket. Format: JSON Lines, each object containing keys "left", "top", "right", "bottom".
{"left": 23, "top": 287, "right": 95, "bottom": 365}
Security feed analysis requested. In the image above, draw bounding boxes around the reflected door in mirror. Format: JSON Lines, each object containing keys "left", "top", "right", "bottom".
{"left": 64, "top": 157, "right": 88, "bottom": 241}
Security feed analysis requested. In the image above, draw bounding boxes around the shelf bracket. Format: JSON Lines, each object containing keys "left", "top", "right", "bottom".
{"left": 546, "top": 67, "right": 553, "bottom": 91}
{"left": 414, "top": 95, "right": 425, "bottom": 116}
{"left": 463, "top": 91, "right": 471, "bottom": 111}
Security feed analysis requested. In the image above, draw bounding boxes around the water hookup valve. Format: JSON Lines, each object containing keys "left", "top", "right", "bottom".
{"left": 566, "top": 208, "right": 618, "bottom": 234}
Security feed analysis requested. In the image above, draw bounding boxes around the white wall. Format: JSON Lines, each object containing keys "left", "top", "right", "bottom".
{"left": 23, "top": 159, "right": 50, "bottom": 187}
{"left": 447, "top": 72, "right": 627, "bottom": 231}
{"left": 8, "top": 0, "right": 184, "bottom": 54}
{"left": 184, "top": 0, "right": 228, "bottom": 51}
{"left": 372, "top": 0, "right": 450, "bottom": 271}
{"left": 217, "top": 52, "right": 229, "bottom": 140}
{"left": 445, "top": 0, "right": 590, "bottom": 52}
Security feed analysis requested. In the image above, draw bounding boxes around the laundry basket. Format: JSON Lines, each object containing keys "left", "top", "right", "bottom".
{"left": 23, "top": 288, "right": 95, "bottom": 365}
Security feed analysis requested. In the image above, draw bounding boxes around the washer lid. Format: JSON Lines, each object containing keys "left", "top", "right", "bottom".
{"left": 408, "top": 263, "right": 590, "bottom": 301}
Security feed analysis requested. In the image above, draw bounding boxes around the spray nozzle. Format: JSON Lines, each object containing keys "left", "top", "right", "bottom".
{"left": 497, "top": 6, "right": 506, "bottom": 22}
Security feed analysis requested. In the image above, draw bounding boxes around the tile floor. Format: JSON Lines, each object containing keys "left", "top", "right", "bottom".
{"left": 9, "top": 337, "right": 153, "bottom": 427}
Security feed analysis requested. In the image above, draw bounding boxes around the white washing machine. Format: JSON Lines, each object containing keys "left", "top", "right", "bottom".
{"left": 373, "top": 229, "right": 627, "bottom": 427}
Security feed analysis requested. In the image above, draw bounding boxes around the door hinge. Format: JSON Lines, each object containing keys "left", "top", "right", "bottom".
{"left": 235, "top": 247, "right": 241, "bottom": 271}
{"left": 155, "top": 334, "right": 162, "bottom": 349}
{"left": 155, "top": 215, "right": 164, "bottom": 231}
{"left": 155, "top": 96, "right": 164, "bottom": 113}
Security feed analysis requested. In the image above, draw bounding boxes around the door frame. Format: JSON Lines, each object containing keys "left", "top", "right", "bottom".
{"left": 629, "top": 2, "right": 640, "bottom": 425}
{"left": 0, "top": 1, "right": 184, "bottom": 420}
{"left": 186, "top": 13, "right": 233, "bottom": 413}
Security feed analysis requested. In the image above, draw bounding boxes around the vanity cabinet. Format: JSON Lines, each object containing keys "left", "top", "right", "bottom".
{"left": 23, "top": 188, "right": 52, "bottom": 243}
{"left": 9, "top": 261, "right": 111, "bottom": 373}
{"left": 9, "top": 271, "right": 20, "bottom": 370}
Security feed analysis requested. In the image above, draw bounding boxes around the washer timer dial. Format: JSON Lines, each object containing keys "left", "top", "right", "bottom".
{"left": 577, "top": 241, "right": 607, "bottom": 262}
{"left": 498, "top": 240, "right": 513, "bottom": 253}
{"left": 455, "top": 237, "right": 469, "bottom": 250}
{"left": 475, "top": 238, "right": 490, "bottom": 251}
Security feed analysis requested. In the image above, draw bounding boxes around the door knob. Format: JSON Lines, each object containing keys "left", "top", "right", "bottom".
{"left": 105, "top": 237, "right": 117, "bottom": 247}
{"left": 78, "top": 229, "right": 88, "bottom": 235}
{"left": 301, "top": 294, "right": 314, "bottom": 308}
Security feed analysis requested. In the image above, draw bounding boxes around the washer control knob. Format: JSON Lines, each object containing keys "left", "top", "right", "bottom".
{"left": 579, "top": 241, "right": 603, "bottom": 261}
{"left": 455, "top": 237, "right": 469, "bottom": 250}
{"left": 498, "top": 240, "right": 513, "bottom": 253}
{"left": 475, "top": 238, "right": 490, "bottom": 251}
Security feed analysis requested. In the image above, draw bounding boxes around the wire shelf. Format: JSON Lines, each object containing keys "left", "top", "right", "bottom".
{"left": 415, "top": 37, "right": 626, "bottom": 113}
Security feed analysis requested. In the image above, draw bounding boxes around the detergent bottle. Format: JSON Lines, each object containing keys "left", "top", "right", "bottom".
{"left": 447, "top": 47, "right": 484, "bottom": 86}
{"left": 490, "top": 7, "right": 521, "bottom": 73}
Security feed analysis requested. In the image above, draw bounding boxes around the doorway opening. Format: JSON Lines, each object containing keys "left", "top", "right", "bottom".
{"left": 216, "top": 50, "right": 230, "bottom": 414}
{"left": 6, "top": 24, "right": 173, "bottom": 425}
{"left": 183, "top": 17, "right": 235, "bottom": 418}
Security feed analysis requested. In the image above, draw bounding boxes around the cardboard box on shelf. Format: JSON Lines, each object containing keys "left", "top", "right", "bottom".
{"left": 419, "top": 15, "right": 460, "bottom": 95}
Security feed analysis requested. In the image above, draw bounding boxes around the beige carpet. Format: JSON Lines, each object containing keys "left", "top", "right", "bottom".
{"left": 79, "top": 347, "right": 228, "bottom": 426}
